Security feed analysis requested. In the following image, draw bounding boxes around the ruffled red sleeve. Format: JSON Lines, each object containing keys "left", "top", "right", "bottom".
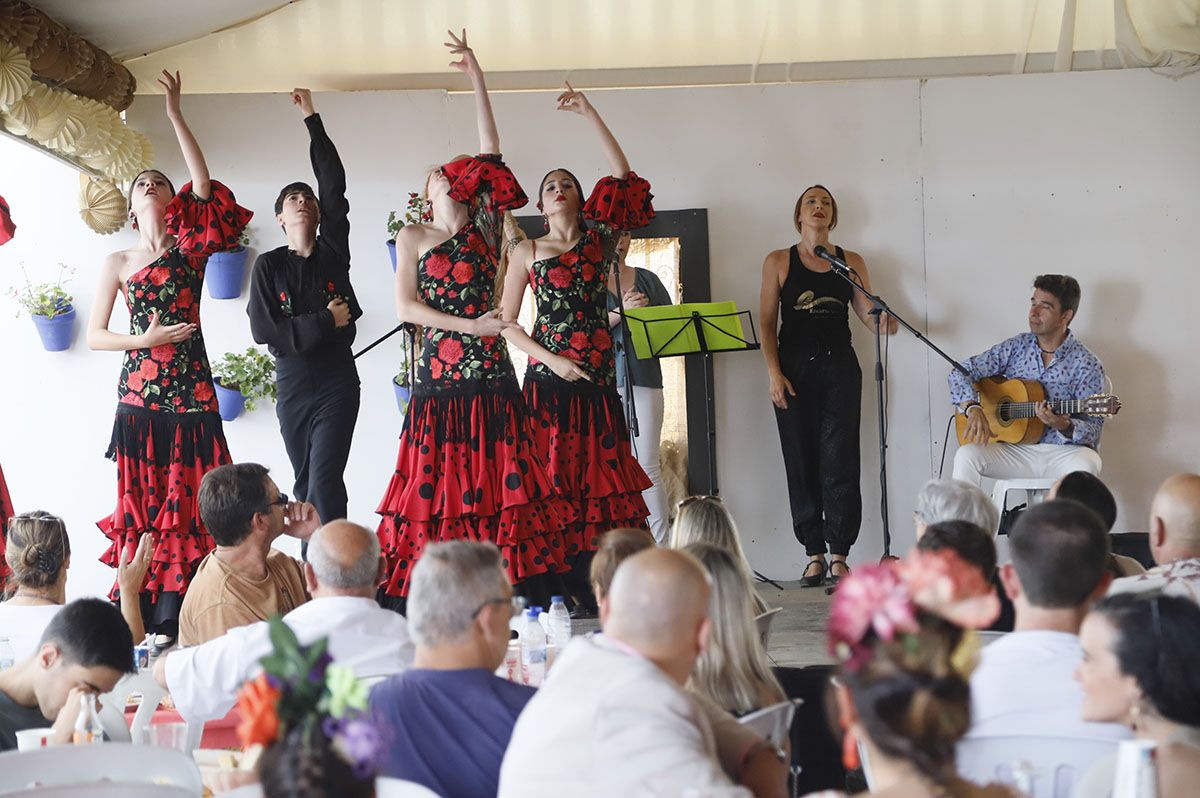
{"left": 0, "top": 194, "right": 15, "bottom": 246}
{"left": 583, "top": 171, "right": 655, "bottom": 231}
{"left": 444, "top": 154, "right": 528, "bottom": 213}
{"left": 163, "top": 180, "right": 254, "bottom": 258}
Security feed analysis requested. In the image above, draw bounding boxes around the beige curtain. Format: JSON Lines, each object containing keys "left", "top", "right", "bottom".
{"left": 1116, "top": 0, "right": 1200, "bottom": 75}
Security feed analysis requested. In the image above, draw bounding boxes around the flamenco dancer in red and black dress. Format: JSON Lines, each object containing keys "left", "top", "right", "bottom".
{"left": 86, "top": 70, "right": 252, "bottom": 644}
{"left": 501, "top": 84, "right": 654, "bottom": 614}
{"left": 0, "top": 196, "right": 14, "bottom": 591}
{"left": 375, "top": 32, "right": 574, "bottom": 609}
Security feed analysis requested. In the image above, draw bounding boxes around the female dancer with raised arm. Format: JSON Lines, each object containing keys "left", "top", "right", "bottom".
{"left": 375, "top": 32, "right": 573, "bottom": 608}
{"left": 500, "top": 84, "right": 654, "bottom": 614}
{"left": 87, "top": 70, "right": 252, "bottom": 645}
{"left": 759, "top": 185, "right": 897, "bottom": 588}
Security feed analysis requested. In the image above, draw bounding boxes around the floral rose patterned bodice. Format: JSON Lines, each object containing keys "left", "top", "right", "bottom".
{"left": 526, "top": 172, "right": 655, "bottom": 388}
{"left": 413, "top": 154, "right": 528, "bottom": 394}
{"left": 116, "top": 180, "right": 253, "bottom": 413}
{"left": 527, "top": 230, "right": 618, "bottom": 386}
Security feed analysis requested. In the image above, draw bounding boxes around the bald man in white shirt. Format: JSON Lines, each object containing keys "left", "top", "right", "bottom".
{"left": 1109, "top": 473, "right": 1200, "bottom": 604}
{"left": 155, "top": 520, "right": 414, "bottom": 723}
{"left": 499, "top": 547, "right": 785, "bottom": 798}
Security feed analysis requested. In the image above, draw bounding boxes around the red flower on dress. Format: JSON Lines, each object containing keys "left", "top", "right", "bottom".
{"left": 437, "top": 338, "right": 464, "bottom": 366}
{"left": 589, "top": 350, "right": 603, "bottom": 369}
{"left": 452, "top": 261, "right": 473, "bottom": 285}
{"left": 326, "top": 281, "right": 336, "bottom": 292}
{"left": 148, "top": 268, "right": 168, "bottom": 287}
{"left": 582, "top": 262, "right": 595, "bottom": 282}
{"left": 582, "top": 238, "right": 604, "bottom": 263}
{"left": 569, "top": 331, "right": 590, "bottom": 351}
{"left": 176, "top": 287, "right": 194, "bottom": 309}
{"left": 431, "top": 359, "right": 444, "bottom": 380}
{"left": 592, "top": 328, "right": 612, "bottom": 351}
{"left": 193, "top": 382, "right": 214, "bottom": 402}
{"left": 127, "top": 372, "right": 145, "bottom": 391}
{"left": 559, "top": 250, "right": 580, "bottom": 267}
{"left": 151, "top": 344, "right": 174, "bottom": 360}
{"left": 425, "top": 252, "right": 452, "bottom": 279}
{"left": 548, "top": 267, "right": 573, "bottom": 289}
{"left": 279, "top": 291, "right": 287, "bottom": 302}
{"left": 139, "top": 360, "right": 160, "bottom": 380}
{"left": 121, "top": 391, "right": 144, "bottom": 407}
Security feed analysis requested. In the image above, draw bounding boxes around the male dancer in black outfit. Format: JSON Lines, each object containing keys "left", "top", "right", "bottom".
{"left": 248, "top": 89, "right": 362, "bottom": 544}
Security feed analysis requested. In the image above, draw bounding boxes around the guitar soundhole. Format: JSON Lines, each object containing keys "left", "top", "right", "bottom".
{"left": 997, "top": 403, "right": 1011, "bottom": 424}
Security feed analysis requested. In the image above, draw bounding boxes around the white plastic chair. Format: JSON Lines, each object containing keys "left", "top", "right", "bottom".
{"left": 0, "top": 742, "right": 202, "bottom": 794}
{"left": 977, "top": 630, "right": 1008, "bottom": 646}
{"left": 956, "top": 734, "right": 1119, "bottom": 798}
{"left": 96, "top": 669, "right": 168, "bottom": 747}
{"left": 990, "top": 478, "right": 1056, "bottom": 533}
{"left": 755, "top": 607, "right": 783, "bottom": 650}
{"left": 375, "top": 777, "right": 443, "bottom": 797}
{"left": 737, "top": 698, "right": 802, "bottom": 748}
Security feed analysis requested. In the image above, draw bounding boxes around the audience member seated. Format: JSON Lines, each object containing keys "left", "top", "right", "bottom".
{"left": 157, "top": 520, "right": 413, "bottom": 723}
{"left": 589, "top": 526, "right": 655, "bottom": 604}
{"left": 1073, "top": 592, "right": 1200, "bottom": 798}
{"left": 0, "top": 511, "right": 149, "bottom": 658}
{"left": 813, "top": 549, "right": 1010, "bottom": 798}
{"left": 0, "top": 598, "right": 134, "bottom": 750}
{"left": 916, "top": 518, "right": 1012, "bottom": 632}
{"left": 913, "top": 479, "right": 998, "bottom": 540}
{"left": 670, "top": 495, "right": 768, "bottom": 613}
{"left": 1109, "top": 473, "right": 1200, "bottom": 604}
{"left": 179, "top": 463, "right": 321, "bottom": 646}
{"left": 967, "top": 501, "right": 1128, "bottom": 742}
{"left": 500, "top": 548, "right": 787, "bottom": 798}
{"left": 684, "top": 542, "right": 786, "bottom": 716}
{"left": 370, "top": 541, "right": 533, "bottom": 798}
{"left": 1049, "top": 470, "right": 1145, "bottom": 577}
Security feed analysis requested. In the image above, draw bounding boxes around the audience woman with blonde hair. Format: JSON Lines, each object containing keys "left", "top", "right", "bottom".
{"left": 684, "top": 542, "right": 785, "bottom": 716}
{"left": 806, "top": 550, "right": 1017, "bottom": 798}
{"left": 670, "top": 495, "right": 767, "bottom": 614}
{"left": 0, "top": 511, "right": 149, "bottom": 658}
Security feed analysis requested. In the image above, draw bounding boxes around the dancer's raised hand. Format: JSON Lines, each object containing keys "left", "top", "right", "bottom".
{"left": 291, "top": 88, "right": 315, "bottom": 117}
{"left": 445, "top": 28, "right": 481, "bottom": 78}
{"left": 157, "top": 70, "right": 183, "bottom": 118}
{"left": 556, "top": 82, "right": 593, "bottom": 116}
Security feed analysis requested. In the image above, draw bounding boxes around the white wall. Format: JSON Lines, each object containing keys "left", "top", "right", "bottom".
{"left": 0, "top": 68, "right": 1195, "bottom": 601}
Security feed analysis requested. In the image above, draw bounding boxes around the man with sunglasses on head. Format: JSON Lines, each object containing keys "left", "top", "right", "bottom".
{"left": 247, "top": 89, "right": 362, "bottom": 551}
{"left": 370, "top": 541, "right": 536, "bottom": 798}
{"left": 178, "top": 462, "right": 321, "bottom": 646}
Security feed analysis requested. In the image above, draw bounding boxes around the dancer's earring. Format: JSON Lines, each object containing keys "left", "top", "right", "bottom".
{"left": 842, "top": 726, "right": 861, "bottom": 771}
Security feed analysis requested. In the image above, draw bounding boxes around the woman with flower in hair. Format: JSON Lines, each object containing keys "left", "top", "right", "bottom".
{"left": 375, "top": 31, "right": 573, "bottom": 609}
{"left": 87, "top": 69, "right": 252, "bottom": 646}
{"left": 500, "top": 82, "right": 654, "bottom": 614}
{"left": 807, "top": 549, "right": 1019, "bottom": 798}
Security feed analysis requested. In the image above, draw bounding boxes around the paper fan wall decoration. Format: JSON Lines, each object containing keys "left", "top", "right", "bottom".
{"left": 78, "top": 175, "right": 127, "bottom": 235}
{"left": 0, "top": 39, "right": 32, "bottom": 109}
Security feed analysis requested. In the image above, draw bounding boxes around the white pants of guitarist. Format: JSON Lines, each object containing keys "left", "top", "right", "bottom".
{"left": 618, "top": 385, "right": 670, "bottom": 544}
{"left": 953, "top": 442, "right": 1102, "bottom": 486}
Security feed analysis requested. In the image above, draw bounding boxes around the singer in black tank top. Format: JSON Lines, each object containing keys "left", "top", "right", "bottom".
{"left": 758, "top": 185, "right": 898, "bottom": 585}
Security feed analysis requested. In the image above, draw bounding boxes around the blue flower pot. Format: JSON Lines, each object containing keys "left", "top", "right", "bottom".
{"left": 214, "top": 378, "right": 246, "bottom": 421}
{"left": 31, "top": 305, "right": 76, "bottom": 352}
{"left": 386, "top": 239, "right": 397, "bottom": 272}
{"left": 393, "top": 382, "right": 411, "bottom": 415}
{"left": 207, "top": 247, "right": 250, "bottom": 299}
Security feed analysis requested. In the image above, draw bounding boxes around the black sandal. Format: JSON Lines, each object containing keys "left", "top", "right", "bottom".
{"left": 801, "top": 558, "right": 827, "bottom": 587}
{"left": 829, "top": 560, "right": 852, "bottom": 584}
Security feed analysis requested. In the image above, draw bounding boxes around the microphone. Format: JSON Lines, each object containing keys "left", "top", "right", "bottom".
{"left": 813, "top": 244, "right": 853, "bottom": 277}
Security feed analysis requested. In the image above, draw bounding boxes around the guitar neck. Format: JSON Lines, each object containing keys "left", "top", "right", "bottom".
{"left": 1004, "top": 400, "right": 1084, "bottom": 418}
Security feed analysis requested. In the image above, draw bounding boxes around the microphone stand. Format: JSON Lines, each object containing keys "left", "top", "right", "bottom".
{"left": 817, "top": 249, "right": 972, "bottom": 560}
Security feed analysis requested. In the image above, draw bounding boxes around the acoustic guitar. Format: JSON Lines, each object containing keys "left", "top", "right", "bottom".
{"left": 954, "top": 376, "right": 1121, "bottom": 445}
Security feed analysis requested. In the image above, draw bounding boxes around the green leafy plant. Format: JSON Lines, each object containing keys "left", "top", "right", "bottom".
{"left": 386, "top": 193, "right": 432, "bottom": 240}
{"left": 212, "top": 347, "right": 277, "bottom": 411}
{"left": 8, "top": 263, "right": 74, "bottom": 319}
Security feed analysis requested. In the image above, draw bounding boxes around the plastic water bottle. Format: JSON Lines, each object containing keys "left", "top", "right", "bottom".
{"left": 0, "top": 638, "right": 15, "bottom": 670}
{"left": 520, "top": 608, "right": 547, "bottom": 687}
{"left": 72, "top": 693, "right": 104, "bottom": 745}
{"left": 547, "top": 596, "right": 572, "bottom": 654}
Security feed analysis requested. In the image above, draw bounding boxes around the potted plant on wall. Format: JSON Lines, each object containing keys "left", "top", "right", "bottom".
{"left": 207, "top": 227, "right": 253, "bottom": 299}
{"left": 211, "top": 347, "right": 277, "bottom": 421}
{"left": 385, "top": 193, "right": 431, "bottom": 272}
{"left": 8, "top": 263, "right": 76, "bottom": 352}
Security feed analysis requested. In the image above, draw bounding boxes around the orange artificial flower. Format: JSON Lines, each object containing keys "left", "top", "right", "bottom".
{"left": 236, "top": 672, "right": 282, "bottom": 749}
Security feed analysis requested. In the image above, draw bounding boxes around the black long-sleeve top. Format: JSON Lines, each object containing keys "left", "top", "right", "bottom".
{"left": 247, "top": 113, "right": 363, "bottom": 367}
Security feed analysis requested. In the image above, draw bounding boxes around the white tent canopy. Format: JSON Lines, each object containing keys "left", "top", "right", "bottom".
{"left": 26, "top": 0, "right": 1200, "bottom": 94}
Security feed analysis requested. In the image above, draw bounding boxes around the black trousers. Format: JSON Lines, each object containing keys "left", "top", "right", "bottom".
{"left": 276, "top": 358, "right": 360, "bottom": 541}
{"left": 773, "top": 341, "right": 862, "bottom": 557}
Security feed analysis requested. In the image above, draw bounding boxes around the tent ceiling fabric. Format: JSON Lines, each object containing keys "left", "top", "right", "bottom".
{"left": 25, "top": 0, "right": 1190, "bottom": 94}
